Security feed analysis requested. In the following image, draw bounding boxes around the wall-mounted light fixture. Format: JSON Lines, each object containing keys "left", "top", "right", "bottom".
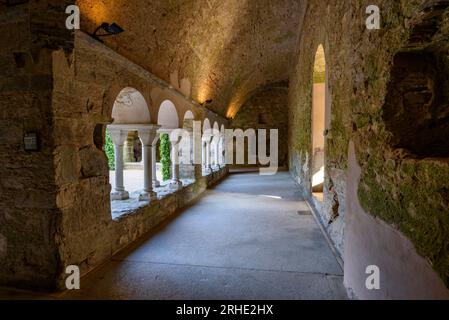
{"left": 91, "top": 22, "right": 124, "bottom": 42}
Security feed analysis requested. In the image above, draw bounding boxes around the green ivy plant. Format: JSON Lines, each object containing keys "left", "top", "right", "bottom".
{"left": 104, "top": 129, "right": 115, "bottom": 170}
{"left": 160, "top": 133, "right": 171, "bottom": 181}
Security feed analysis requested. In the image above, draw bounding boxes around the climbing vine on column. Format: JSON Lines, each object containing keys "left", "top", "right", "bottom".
{"left": 104, "top": 129, "right": 115, "bottom": 170}
{"left": 160, "top": 133, "right": 171, "bottom": 181}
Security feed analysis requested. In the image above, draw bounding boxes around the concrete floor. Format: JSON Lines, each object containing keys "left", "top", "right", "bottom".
{"left": 61, "top": 172, "right": 346, "bottom": 300}
{"left": 1, "top": 172, "right": 347, "bottom": 300}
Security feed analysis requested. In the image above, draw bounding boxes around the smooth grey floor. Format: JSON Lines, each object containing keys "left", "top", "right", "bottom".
{"left": 0, "top": 172, "right": 347, "bottom": 300}
{"left": 60, "top": 172, "right": 347, "bottom": 300}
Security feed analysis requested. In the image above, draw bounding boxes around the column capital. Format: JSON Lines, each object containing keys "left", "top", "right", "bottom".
{"left": 108, "top": 127, "right": 128, "bottom": 146}
{"left": 169, "top": 128, "right": 184, "bottom": 144}
{"left": 138, "top": 125, "right": 161, "bottom": 146}
{"left": 202, "top": 133, "right": 213, "bottom": 143}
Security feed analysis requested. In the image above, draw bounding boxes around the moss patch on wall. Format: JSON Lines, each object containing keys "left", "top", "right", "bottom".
{"left": 288, "top": 1, "right": 449, "bottom": 285}
{"left": 350, "top": 0, "right": 449, "bottom": 287}
{"left": 288, "top": 0, "right": 351, "bottom": 255}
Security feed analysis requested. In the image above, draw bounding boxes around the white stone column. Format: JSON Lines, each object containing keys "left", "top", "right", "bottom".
{"left": 211, "top": 141, "right": 217, "bottom": 168}
{"left": 169, "top": 132, "right": 183, "bottom": 190}
{"left": 202, "top": 141, "right": 207, "bottom": 171}
{"left": 180, "top": 122, "right": 195, "bottom": 180}
{"left": 221, "top": 133, "right": 227, "bottom": 166}
{"left": 204, "top": 134, "right": 212, "bottom": 172}
{"left": 218, "top": 133, "right": 226, "bottom": 168}
{"left": 152, "top": 137, "right": 160, "bottom": 188}
{"left": 193, "top": 128, "right": 203, "bottom": 180}
{"left": 109, "top": 127, "right": 129, "bottom": 200}
{"left": 215, "top": 136, "right": 220, "bottom": 169}
{"left": 138, "top": 126, "right": 160, "bottom": 202}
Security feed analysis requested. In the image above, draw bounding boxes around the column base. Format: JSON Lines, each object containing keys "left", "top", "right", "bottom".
{"left": 169, "top": 180, "right": 183, "bottom": 190}
{"left": 194, "top": 165, "right": 203, "bottom": 181}
{"left": 203, "top": 166, "right": 211, "bottom": 174}
{"left": 153, "top": 180, "right": 161, "bottom": 188}
{"left": 111, "top": 190, "right": 129, "bottom": 200}
{"left": 138, "top": 190, "right": 158, "bottom": 202}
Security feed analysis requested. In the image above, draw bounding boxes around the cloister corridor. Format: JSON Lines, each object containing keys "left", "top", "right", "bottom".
{"left": 2, "top": 173, "right": 346, "bottom": 300}
{"left": 2, "top": 0, "right": 449, "bottom": 302}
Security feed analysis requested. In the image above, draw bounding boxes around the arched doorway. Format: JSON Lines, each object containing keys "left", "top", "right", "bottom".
{"left": 311, "top": 45, "right": 328, "bottom": 202}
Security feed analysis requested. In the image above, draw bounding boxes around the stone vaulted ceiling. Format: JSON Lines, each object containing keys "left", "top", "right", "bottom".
{"left": 77, "top": 0, "right": 306, "bottom": 118}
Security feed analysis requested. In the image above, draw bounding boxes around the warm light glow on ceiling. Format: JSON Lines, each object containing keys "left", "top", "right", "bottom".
{"left": 194, "top": 0, "right": 249, "bottom": 117}
{"left": 197, "top": 88, "right": 211, "bottom": 105}
{"left": 80, "top": 1, "right": 111, "bottom": 26}
{"left": 226, "top": 95, "right": 244, "bottom": 119}
{"left": 226, "top": 107, "right": 237, "bottom": 119}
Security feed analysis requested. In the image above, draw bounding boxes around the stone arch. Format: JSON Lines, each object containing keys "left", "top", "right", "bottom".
{"left": 157, "top": 100, "right": 179, "bottom": 129}
{"left": 203, "top": 118, "right": 211, "bottom": 134}
{"left": 213, "top": 121, "right": 220, "bottom": 135}
{"left": 180, "top": 110, "right": 195, "bottom": 162}
{"left": 311, "top": 44, "right": 329, "bottom": 197}
{"left": 111, "top": 87, "right": 151, "bottom": 124}
{"left": 183, "top": 110, "right": 195, "bottom": 121}
{"left": 102, "top": 78, "right": 150, "bottom": 119}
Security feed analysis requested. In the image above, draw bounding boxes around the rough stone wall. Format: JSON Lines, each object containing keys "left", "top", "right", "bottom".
{"left": 351, "top": 0, "right": 449, "bottom": 290}
{"left": 231, "top": 85, "right": 289, "bottom": 168}
{"left": 0, "top": 0, "right": 73, "bottom": 289}
{"left": 288, "top": 0, "right": 350, "bottom": 256}
{"left": 0, "top": 7, "right": 228, "bottom": 289}
{"left": 50, "top": 31, "right": 229, "bottom": 289}
{"left": 288, "top": 0, "right": 449, "bottom": 294}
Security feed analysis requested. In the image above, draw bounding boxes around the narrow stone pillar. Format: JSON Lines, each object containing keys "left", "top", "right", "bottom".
{"left": 169, "top": 133, "right": 183, "bottom": 190}
{"left": 202, "top": 141, "right": 207, "bottom": 171}
{"left": 109, "top": 127, "right": 129, "bottom": 200}
{"left": 215, "top": 136, "right": 220, "bottom": 169}
{"left": 204, "top": 134, "right": 212, "bottom": 172}
{"left": 152, "top": 138, "right": 160, "bottom": 188}
{"left": 138, "top": 126, "right": 160, "bottom": 202}
{"left": 217, "top": 135, "right": 222, "bottom": 167}
{"left": 193, "top": 122, "right": 203, "bottom": 181}
{"left": 219, "top": 134, "right": 226, "bottom": 166}
{"left": 211, "top": 141, "right": 216, "bottom": 168}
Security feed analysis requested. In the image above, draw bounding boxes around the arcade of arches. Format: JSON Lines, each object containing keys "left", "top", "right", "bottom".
{"left": 0, "top": 0, "right": 449, "bottom": 300}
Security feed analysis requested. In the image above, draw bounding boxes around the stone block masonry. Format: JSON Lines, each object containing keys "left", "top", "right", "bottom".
{"left": 0, "top": 1, "right": 228, "bottom": 290}
{"left": 288, "top": 0, "right": 449, "bottom": 298}
{"left": 49, "top": 31, "right": 229, "bottom": 290}
{"left": 0, "top": 1, "right": 74, "bottom": 290}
